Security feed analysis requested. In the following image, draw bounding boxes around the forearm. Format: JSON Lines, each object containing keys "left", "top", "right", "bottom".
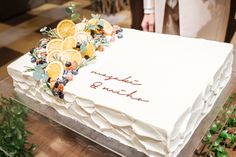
{"left": 143, "top": 0, "right": 155, "bottom": 14}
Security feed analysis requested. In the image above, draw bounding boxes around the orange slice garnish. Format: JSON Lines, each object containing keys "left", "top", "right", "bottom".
{"left": 81, "top": 42, "right": 95, "bottom": 58}
{"left": 46, "top": 39, "right": 63, "bottom": 53}
{"left": 75, "top": 31, "right": 92, "bottom": 44}
{"left": 45, "top": 61, "right": 64, "bottom": 80}
{"left": 56, "top": 19, "right": 77, "bottom": 39}
{"left": 60, "top": 49, "right": 82, "bottom": 66}
{"left": 101, "top": 19, "right": 113, "bottom": 35}
{"left": 46, "top": 50, "right": 62, "bottom": 63}
{"left": 62, "top": 36, "right": 77, "bottom": 50}
{"left": 76, "top": 22, "right": 86, "bottom": 31}
{"left": 87, "top": 18, "right": 98, "bottom": 26}
{"left": 87, "top": 18, "right": 113, "bottom": 35}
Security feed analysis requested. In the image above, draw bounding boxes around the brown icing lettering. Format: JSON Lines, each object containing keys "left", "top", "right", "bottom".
{"left": 90, "top": 81, "right": 103, "bottom": 89}
{"left": 91, "top": 71, "right": 142, "bottom": 85}
{"left": 89, "top": 71, "right": 149, "bottom": 103}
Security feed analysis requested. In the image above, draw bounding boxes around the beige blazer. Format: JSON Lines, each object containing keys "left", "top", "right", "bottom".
{"left": 143, "top": 0, "right": 231, "bottom": 42}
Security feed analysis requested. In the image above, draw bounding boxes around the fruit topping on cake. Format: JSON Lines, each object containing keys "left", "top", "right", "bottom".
{"left": 25, "top": 5, "right": 124, "bottom": 99}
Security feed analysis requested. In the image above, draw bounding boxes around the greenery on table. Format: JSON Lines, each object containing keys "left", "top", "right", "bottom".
{"left": 196, "top": 93, "right": 236, "bottom": 157}
{"left": 0, "top": 97, "right": 35, "bottom": 157}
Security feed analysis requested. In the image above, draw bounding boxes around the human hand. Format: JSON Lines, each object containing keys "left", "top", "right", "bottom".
{"left": 141, "top": 13, "right": 155, "bottom": 32}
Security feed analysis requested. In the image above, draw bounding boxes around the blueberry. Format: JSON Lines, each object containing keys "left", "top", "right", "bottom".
{"left": 76, "top": 42, "right": 81, "bottom": 48}
{"left": 63, "top": 70, "right": 69, "bottom": 75}
{"left": 59, "top": 92, "right": 64, "bottom": 99}
{"left": 54, "top": 81, "right": 59, "bottom": 88}
{"left": 115, "top": 30, "right": 120, "bottom": 34}
{"left": 64, "top": 79, "right": 69, "bottom": 85}
{"left": 84, "top": 55, "right": 90, "bottom": 60}
{"left": 57, "top": 78, "right": 64, "bottom": 84}
{"left": 115, "top": 28, "right": 123, "bottom": 34}
{"left": 65, "top": 61, "right": 72, "bottom": 67}
{"left": 52, "top": 88, "right": 59, "bottom": 96}
{"left": 61, "top": 77, "right": 69, "bottom": 85}
{"left": 117, "top": 33, "right": 123, "bottom": 39}
{"left": 72, "top": 69, "right": 78, "bottom": 75}
{"left": 31, "top": 57, "right": 36, "bottom": 63}
{"left": 41, "top": 58, "right": 46, "bottom": 63}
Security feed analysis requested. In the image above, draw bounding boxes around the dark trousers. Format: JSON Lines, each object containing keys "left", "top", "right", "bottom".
{"left": 130, "top": 0, "right": 144, "bottom": 30}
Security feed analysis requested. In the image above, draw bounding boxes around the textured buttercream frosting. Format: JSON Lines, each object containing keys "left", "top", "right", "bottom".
{"left": 8, "top": 29, "right": 233, "bottom": 157}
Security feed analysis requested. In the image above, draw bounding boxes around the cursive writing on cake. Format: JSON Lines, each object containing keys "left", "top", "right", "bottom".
{"left": 90, "top": 71, "right": 149, "bottom": 102}
{"left": 91, "top": 71, "right": 142, "bottom": 85}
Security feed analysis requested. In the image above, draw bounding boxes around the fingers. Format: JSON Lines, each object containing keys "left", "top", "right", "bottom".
{"left": 141, "top": 14, "right": 155, "bottom": 32}
{"left": 148, "top": 22, "right": 154, "bottom": 32}
{"left": 141, "top": 18, "right": 148, "bottom": 32}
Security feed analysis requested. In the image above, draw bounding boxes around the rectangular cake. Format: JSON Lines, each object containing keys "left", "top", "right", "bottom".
{"left": 7, "top": 28, "right": 233, "bottom": 157}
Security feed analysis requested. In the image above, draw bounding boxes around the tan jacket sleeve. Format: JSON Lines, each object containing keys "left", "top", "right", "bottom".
{"left": 143, "top": 0, "right": 155, "bottom": 14}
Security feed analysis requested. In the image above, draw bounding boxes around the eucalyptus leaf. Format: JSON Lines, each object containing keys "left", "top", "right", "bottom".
{"left": 89, "top": 25, "right": 96, "bottom": 31}
{"left": 97, "top": 20, "right": 104, "bottom": 28}
{"left": 39, "top": 63, "right": 48, "bottom": 69}
{"left": 80, "top": 43, "right": 87, "bottom": 52}
{"left": 65, "top": 7, "right": 73, "bottom": 14}
{"left": 33, "top": 70, "right": 43, "bottom": 81}
{"left": 71, "top": 13, "right": 80, "bottom": 22}
{"left": 41, "top": 73, "right": 49, "bottom": 83}
{"left": 40, "top": 26, "right": 47, "bottom": 33}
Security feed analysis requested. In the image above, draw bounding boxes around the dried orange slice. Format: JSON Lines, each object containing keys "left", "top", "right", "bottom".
{"left": 62, "top": 36, "right": 77, "bottom": 50}
{"left": 75, "top": 31, "right": 92, "bottom": 44}
{"left": 87, "top": 18, "right": 98, "bottom": 26}
{"left": 81, "top": 42, "right": 95, "bottom": 58}
{"left": 60, "top": 49, "right": 82, "bottom": 66}
{"left": 56, "top": 20, "right": 77, "bottom": 39}
{"left": 76, "top": 22, "right": 86, "bottom": 31}
{"left": 45, "top": 61, "right": 64, "bottom": 80}
{"left": 87, "top": 18, "right": 113, "bottom": 35}
{"left": 46, "top": 50, "right": 62, "bottom": 63}
{"left": 46, "top": 39, "right": 63, "bottom": 53}
{"left": 101, "top": 19, "right": 113, "bottom": 35}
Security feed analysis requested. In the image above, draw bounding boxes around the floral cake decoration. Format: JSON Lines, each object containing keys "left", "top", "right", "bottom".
{"left": 25, "top": 4, "right": 123, "bottom": 99}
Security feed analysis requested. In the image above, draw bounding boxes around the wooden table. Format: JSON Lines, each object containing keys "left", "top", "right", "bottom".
{"left": 1, "top": 50, "right": 236, "bottom": 157}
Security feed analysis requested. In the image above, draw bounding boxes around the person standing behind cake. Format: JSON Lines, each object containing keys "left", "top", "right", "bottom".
{"left": 141, "top": 0, "right": 235, "bottom": 46}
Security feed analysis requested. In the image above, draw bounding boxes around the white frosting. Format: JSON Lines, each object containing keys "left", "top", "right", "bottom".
{"left": 7, "top": 29, "right": 233, "bottom": 157}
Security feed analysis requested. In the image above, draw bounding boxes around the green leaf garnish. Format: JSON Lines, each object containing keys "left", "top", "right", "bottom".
{"left": 80, "top": 42, "right": 87, "bottom": 52}
{"left": 97, "top": 20, "right": 104, "bottom": 29}
{"left": 71, "top": 13, "right": 80, "bottom": 22}
{"left": 40, "top": 26, "right": 59, "bottom": 38}
{"left": 65, "top": 3, "right": 81, "bottom": 22}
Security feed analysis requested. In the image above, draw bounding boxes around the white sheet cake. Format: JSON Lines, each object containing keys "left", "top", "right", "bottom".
{"left": 8, "top": 29, "right": 233, "bottom": 157}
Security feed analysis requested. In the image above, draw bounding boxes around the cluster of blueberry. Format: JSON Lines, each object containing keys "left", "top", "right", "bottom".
{"left": 51, "top": 61, "right": 79, "bottom": 99}
{"left": 50, "top": 77, "right": 67, "bottom": 99}
{"left": 116, "top": 28, "right": 123, "bottom": 39}
{"left": 30, "top": 48, "right": 47, "bottom": 65}
{"left": 30, "top": 39, "right": 48, "bottom": 65}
